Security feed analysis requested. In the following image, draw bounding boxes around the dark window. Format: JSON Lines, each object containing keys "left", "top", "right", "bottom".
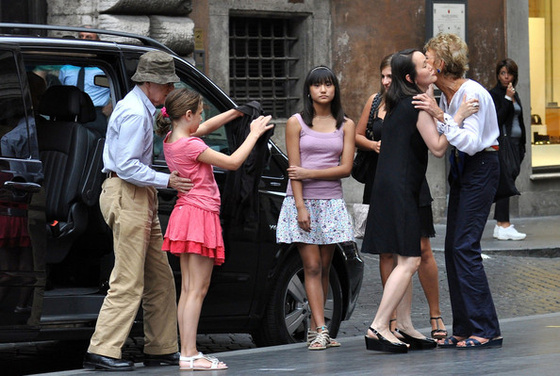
{"left": 0, "top": 50, "right": 30, "bottom": 155}
{"left": 0, "top": 49, "right": 43, "bottom": 181}
{"left": 229, "top": 17, "right": 299, "bottom": 118}
{"left": 0, "top": 0, "right": 47, "bottom": 26}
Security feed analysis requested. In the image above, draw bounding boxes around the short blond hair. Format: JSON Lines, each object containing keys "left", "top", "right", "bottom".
{"left": 424, "top": 33, "right": 469, "bottom": 78}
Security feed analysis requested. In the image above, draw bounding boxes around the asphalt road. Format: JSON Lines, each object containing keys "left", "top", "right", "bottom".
{"left": 3, "top": 249, "right": 560, "bottom": 375}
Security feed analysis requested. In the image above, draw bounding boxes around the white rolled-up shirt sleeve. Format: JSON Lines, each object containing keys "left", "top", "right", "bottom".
{"left": 438, "top": 80, "right": 500, "bottom": 156}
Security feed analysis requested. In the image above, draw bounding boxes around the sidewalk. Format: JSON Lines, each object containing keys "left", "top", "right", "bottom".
{"left": 355, "top": 215, "right": 560, "bottom": 256}
{"left": 38, "top": 312, "right": 560, "bottom": 376}
{"left": 431, "top": 215, "right": 560, "bottom": 256}
{"left": 27, "top": 215, "right": 560, "bottom": 376}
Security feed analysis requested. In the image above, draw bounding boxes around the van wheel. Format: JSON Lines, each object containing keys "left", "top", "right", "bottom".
{"left": 252, "top": 255, "right": 343, "bottom": 346}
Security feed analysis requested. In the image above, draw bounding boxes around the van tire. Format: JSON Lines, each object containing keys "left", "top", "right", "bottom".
{"left": 252, "top": 255, "right": 343, "bottom": 346}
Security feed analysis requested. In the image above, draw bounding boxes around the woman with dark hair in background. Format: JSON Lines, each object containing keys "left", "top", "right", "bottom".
{"left": 489, "top": 58, "right": 526, "bottom": 241}
{"left": 355, "top": 54, "right": 392, "bottom": 203}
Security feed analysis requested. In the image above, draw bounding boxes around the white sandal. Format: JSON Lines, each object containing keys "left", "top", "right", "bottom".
{"left": 179, "top": 352, "right": 228, "bottom": 371}
{"left": 308, "top": 330, "right": 329, "bottom": 350}
{"left": 308, "top": 327, "right": 340, "bottom": 348}
{"left": 307, "top": 329, "right": 317, "bottom": 346}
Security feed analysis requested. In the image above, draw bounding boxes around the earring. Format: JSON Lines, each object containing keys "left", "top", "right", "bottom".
{"left": 436, "top": 68, "right": 441, "bottom": 73}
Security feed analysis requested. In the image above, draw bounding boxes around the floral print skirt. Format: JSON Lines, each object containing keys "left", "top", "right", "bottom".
{"left": 276, "top": 196, "right": 354, "bottom": 245}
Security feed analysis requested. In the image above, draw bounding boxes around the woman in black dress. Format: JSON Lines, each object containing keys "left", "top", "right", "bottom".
{"left": 363, "top": 49, "right": 477, "bottom": 353}
{"left": 356, "top": 54, "right": 448, "bottom": 339}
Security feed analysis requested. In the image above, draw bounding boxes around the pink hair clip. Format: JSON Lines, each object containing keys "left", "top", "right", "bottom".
{"left": 161, "top": 107, "right": 169, "bottom": 118}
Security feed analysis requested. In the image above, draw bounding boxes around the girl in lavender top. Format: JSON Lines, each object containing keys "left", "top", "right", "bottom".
{"left": 276, "top": 66, "right": 355, "bottom": 350}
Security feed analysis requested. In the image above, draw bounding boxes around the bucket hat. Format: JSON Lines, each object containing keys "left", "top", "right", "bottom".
{"left": 131, "top": 50, "right": 180, "bottom": 84}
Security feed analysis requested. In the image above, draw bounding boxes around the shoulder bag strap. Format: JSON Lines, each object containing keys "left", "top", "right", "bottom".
{"left": 366, "top": 93, "right": 383, "bottom": 138}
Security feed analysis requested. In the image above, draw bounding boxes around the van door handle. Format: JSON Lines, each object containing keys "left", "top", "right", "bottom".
{"left": 4, "top": 181, "right": 42, "bottom": 193}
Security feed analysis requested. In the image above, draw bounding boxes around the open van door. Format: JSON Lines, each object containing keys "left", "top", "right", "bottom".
{"left": 0, "top": 44, "right": 46, "bottom": 342}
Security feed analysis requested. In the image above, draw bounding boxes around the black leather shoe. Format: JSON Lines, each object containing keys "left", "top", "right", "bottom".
{"left": 83, "top": 352, "right": 134, "bottom": 371}
{"left": 396, "top": 329, "right": 437, "bottom": 350}
{"left": 365, "top": 327, "right": 408, "bottom": 353}
{"left": 143, "top": 351, "right": 180, "bottom": 366}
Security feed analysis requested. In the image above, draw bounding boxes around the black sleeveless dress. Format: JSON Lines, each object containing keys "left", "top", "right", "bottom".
{"left": 362, "top": 111, "right": 383, "bottom": 205}
{"left": 361, "top": 97, "right": 428, "bottom": 257}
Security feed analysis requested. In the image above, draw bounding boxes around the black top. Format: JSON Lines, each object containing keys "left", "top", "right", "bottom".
{"left": 362, "top": 96, "right": 432, "bottom": 207}
{"left": 489, "top": 84, "right": 526, "bottom": 163}
{"left": 362, "top": 97, "right": 427, "bottom": 256}
{"left": 362, "top": 108, "right": 383, "bottom": 204}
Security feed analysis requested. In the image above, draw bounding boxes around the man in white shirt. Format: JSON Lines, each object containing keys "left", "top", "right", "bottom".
{"left": 84, "top": 50, "right": 191, "bottom": 371}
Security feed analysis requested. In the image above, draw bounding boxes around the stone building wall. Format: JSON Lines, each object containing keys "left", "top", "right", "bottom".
{"left": 45, "top": 0, "right": 553, "bottom": 218}
{"left": 46, "top": 0, "right": 195, "bottom": 58}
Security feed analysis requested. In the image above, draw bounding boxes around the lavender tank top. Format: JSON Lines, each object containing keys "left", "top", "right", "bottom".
{"left": 286, "top": 113, "right": 344, "bottom": 199}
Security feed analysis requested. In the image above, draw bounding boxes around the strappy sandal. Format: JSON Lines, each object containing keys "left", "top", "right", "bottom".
{"left": 179, "top": 352, "right": 228, "bottom": 371}
{"left": 328, "top": 336, "right": 341, "bottom": 348}
{"left": 430, "top": 316, "right": 448, "bottom": 340}
{"left": 389, "top": 318, "right": 397, "bottom": 332}
{"left": 437, "top": 336, "right": 462, "bottom": 348}
{"left": 308, "top": 329, "right": 329, "bottom": 350}
{"left": 307, "top": 328, "right": 317, "bottom": 346}
{"left": 308, "top": 327, "right": 340, "bottom": 348}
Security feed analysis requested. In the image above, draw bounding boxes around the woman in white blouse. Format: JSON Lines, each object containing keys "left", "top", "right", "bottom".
{"left": 412, "top": 33, "right": 503, "bottom": 350}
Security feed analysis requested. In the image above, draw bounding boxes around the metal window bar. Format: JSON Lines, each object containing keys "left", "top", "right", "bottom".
{"left": 229, "top": 17, "right": 299, "bottom": 118}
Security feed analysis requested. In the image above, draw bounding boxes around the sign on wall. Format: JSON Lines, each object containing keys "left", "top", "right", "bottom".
{"left": 426, "top": 0, "right": 468, "bottom": 42}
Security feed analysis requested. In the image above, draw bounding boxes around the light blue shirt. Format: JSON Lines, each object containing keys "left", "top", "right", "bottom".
{"left": 438, "top": 79, "right": 500, "bottom": 156}
{"left": 59, "top": 65, "right": 110, "bottom": 107}
{"left": 102, "top": 85, "right": 169, "bottom": 188}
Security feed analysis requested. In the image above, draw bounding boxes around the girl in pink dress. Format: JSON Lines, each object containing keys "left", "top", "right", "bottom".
{"left": 156, "top": 88, "right": 273, "bottom": 371}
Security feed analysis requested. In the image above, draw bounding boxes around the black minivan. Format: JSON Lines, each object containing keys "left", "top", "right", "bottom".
{"left": 0, "top": 24, "right": 363, "bottom": 347}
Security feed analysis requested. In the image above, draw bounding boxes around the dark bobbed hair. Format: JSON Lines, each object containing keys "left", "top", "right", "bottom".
{"left": 385, "top": 49, "right": 423, "bottom": 114}
{"left": 496, "top": 58, "right": 519, "bottom": 87}
{"left": 155, "top": 88, "right": 202, "bottom": 136}
{"left": 301, "top": 66, "right": 345, "bottom": 129}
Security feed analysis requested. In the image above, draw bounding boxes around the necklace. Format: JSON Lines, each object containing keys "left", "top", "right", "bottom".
{"left": 315, "top": 114, "right": 333, "bottom": 119}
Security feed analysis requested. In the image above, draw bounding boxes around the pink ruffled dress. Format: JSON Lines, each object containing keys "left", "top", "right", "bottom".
{"left": 162, "top": 134, "right": 225, "bottom": 265}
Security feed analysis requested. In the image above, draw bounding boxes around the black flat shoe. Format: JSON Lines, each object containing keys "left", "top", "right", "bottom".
{"left": 395, "top": 329, "right": 437, "bottom": 350}
{"left": 143, "top": 351, "right": 180, "bottom": 366}
{"left": 83, "top": 352, "right": 134, "bottom": 371}
{"left": 457, "top": 337, "right": 503, "bottom": 350}
{"left": 365, "top": 327, "right": 408, "bottom": 353}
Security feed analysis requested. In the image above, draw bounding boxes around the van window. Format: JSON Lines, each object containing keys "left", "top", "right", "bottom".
{"left": 29, "top": 64, "right": 112, "bottom": 138}
{"left": 0, "top": 50, "right": 30, "bottom": 158}
{"left": 0, "top": 50, "right": 42, "bottom": 182}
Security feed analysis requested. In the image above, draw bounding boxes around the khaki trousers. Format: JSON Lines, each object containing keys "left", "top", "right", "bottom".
{"left": 88, "top": 177, "right": 178, "bottom": 359}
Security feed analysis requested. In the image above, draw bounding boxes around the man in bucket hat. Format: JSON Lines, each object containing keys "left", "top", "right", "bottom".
{"left": 84, "top": 50, "right": 191, "bottom": 371}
